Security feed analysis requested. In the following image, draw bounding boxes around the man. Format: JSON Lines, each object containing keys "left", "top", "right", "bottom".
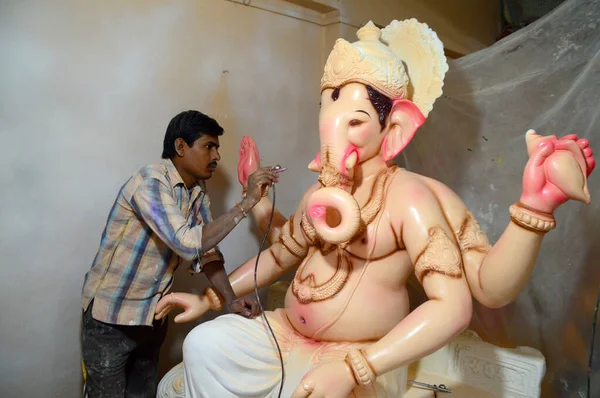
{"left": 81, "top": 110, "right": 278, "bottom": 397}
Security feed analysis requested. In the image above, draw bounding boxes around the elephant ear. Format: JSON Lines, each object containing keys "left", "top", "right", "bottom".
{"left": 381, "top": 99, "right": 425, "bottom": 161}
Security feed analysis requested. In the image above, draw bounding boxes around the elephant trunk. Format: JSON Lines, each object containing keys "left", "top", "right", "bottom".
{"left": 305, "top": 144, "right": 361, "bottom": 244}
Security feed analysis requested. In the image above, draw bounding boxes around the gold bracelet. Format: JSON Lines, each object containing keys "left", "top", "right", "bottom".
{"left": 205, "top": 287, "right": 224, "bottom": 311}
{"left": 345, "top": 348, "right": 377, "bottom": 388}
{"left": 278, "top": 217, "right": 309, "bottom": 258}
{"left": 235, "top": 202, "right": 247, "bottom": 218}
{"left": 509, "top": 202, "right": 556, "bottom": 233}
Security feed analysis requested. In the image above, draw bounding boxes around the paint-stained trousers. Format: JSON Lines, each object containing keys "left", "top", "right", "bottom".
{"left": 81, "top": 300, "right": 168, "bottom": 398}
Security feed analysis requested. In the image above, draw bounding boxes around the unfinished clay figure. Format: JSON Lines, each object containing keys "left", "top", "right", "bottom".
{"left": 156, "top": 19, "right": 595, "bottom": 397}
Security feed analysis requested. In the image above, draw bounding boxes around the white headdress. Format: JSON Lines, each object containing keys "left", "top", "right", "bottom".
{"left": 321, "top": 19, "right": 449, "bottom": 118}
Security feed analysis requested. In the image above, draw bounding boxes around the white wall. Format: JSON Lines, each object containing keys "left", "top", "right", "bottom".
{"left": 0, "top": 0, "right": 321, "bottom": 395}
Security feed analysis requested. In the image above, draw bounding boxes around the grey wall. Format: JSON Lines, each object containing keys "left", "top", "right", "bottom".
{"left": 0, "top": 0, "right": 321, "bottom": 395}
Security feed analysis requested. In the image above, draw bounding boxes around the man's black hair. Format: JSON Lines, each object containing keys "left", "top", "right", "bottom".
{"left": 162, "top": 110, "right": 224, "bottom": 159}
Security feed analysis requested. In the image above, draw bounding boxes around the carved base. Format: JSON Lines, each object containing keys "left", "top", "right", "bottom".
{"left": 157, "top": 362, "right": 185, "bottom": 398}
{"left": 406, "top": 330, "right": 545, "bottom": 397}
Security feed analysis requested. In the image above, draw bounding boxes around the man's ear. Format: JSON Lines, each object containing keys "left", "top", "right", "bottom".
{"left": 174, "top": 138, "right": 186, "bottom": 157}
{"left": 380, "top": 99, "right": 425, "bottom": 162}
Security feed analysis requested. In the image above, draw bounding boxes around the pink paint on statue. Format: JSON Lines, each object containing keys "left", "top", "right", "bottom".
{"left": 520, "top": 131, "right": 595, "bottom": 213}
{"left": 285, "top": 297, "right": 316, "bottom": 332}
{"left": 378, "top": 99, "right": 425, "bottom": 162}
{"left": 237, "top": 136, "right": 260, "bottom": 189}
{"left": 352, "top": 125, "right": 371, "bottom": 142}
{"left": 392, "top": 98, "right": 425, "bottom": 126}
{"left": 320, "top": 119, "right": 337, "bottom": 140}
{"left": 407, "top": 185, "right": 427, "bottom": 202}
{"left": 309, "top": 205, "right": 326, "bottom": 219}
{"left": 302, "top": 339, "right": 321, "bottom": 347}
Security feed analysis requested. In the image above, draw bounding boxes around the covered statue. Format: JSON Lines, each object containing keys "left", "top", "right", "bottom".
{"left": 156, "top": 19, "right": 595, "bottom": 397}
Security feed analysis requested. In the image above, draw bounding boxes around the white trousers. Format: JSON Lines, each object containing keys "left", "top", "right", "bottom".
{"left": 182, "top": 309, "right": 407, "bottom": 397}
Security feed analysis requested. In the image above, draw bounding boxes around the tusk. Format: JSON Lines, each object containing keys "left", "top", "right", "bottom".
{"left": 308, "top": 159, "right": 320, "bottom": 172}
{"left": 345, "top": 152, "right": 358, "bottom": 171}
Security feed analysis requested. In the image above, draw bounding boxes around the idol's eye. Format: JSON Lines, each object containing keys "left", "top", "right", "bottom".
{"left": 349, "top": 119, "right": 363, "bottom": 127}
{"left": 332, "top": 87, "right": 340, "bottom": 101}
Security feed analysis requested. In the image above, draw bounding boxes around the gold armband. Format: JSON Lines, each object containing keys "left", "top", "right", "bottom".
{"left": 278, "top": 216, "right": 308, "bottom": 258}
{"left": 300, "top": 212, "right": 320, "bottom": 245}
{"left": 205, "top": 287, "right": 224, "bottom": 311}
{"left": 509, "top": 202, "right": 556, "bottom": 233}
{"left": 345, "top": 348, "right": 377, "bottom": 388}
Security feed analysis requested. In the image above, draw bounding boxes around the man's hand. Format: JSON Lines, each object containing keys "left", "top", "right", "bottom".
{"left": 229, "top": 295, "right": 262, "bottom": 318}
{"left": 244, "top": 167, "right": 279, "bottom": 205}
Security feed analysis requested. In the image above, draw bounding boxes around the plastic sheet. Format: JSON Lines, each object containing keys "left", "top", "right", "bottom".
{"left": 397, "top": 0, "right": 600, "bottom": 395}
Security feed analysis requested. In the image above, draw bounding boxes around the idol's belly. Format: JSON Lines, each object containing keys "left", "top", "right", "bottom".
{"left": 284, "top": 258, "right": 411, "bottom": 342}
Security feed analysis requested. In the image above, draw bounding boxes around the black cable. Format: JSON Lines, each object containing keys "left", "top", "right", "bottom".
{"left": 253, "top": 184, "right": 285, "bottom": 397}
{"left": 588, "top": 288, "right": 599, "bottom": 397}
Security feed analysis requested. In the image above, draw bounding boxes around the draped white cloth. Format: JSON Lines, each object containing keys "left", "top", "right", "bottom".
{"left": 182, "top": 309, "right": 407, "bottom": 397}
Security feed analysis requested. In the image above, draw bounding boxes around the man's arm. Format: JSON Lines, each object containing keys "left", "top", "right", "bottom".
{"left": 200, "top": 167, "right": 279, "bottom": 252}
{"left": 202, "top": 260, "right": 237, "bottom": 306}
{"left": 162, "top": 183, "right": 318, "bottom": 316}
{"left": 130, "top": 168, "right": 277, "bottom": 261}
{"left": 130, "top": 178, "right": 254, "bottom": 260}
{"left": 361, "top": 181, "right": 472, "bottom": 376}
{"left": 155, "top": 183, "right": 318, "bottom": 321}
{"left": 200, "top": 195, "right": 263, "bottom": 253}
{"left": 156, "top": 237, "right": 304, "bottom": 323}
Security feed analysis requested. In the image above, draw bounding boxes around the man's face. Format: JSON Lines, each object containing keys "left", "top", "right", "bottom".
{"left": 183, "top": 134, "right": 221, "bottom": 181}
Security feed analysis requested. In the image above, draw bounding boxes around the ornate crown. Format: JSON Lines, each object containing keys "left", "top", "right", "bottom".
{"left": 320, "top": 19, "right": 448, "bottom": 118}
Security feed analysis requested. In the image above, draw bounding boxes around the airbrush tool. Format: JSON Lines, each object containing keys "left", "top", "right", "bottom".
{"left": 408, "top": 380, "right": 452, "bottom": 397}
{"left": 272, "top": 165, "right": 287, "bottom": 174}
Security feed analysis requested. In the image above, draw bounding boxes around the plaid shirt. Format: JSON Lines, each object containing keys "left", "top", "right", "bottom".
{"left": 82, "top": 159, "right": 223, "bottom": 326}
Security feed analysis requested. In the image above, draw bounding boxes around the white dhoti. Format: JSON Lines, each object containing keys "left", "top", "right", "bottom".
{"left": 182, "top": 309, "right": 407, "bottom": 397}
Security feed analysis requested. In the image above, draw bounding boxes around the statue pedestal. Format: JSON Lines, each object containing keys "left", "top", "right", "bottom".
{"left": 157, "top": 362, "right": 185, "bottom": 398}
{"left": 158, "top": 282, "right": 546, "bottom": 397}
{"left": 405, "top": 329, "right": 545, "bottom": 397}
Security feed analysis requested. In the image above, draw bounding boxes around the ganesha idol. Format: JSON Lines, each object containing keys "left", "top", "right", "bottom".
{"left": 156, "top": 19, "right": 595, "bottom": 397}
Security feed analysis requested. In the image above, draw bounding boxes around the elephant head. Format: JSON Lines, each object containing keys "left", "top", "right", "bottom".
{"left": 304, "top": 20, "right": 448, "bottom": 244}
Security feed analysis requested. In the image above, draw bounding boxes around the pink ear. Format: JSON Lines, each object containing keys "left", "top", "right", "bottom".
{"left": 381, "top": 99, "right": 425, "bottom": 161}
